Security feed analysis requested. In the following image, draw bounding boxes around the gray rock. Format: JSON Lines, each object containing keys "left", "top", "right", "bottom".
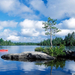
{"left": 72, "top": 52, "right": 75, "bottom": 57}
{"left": 1, "top": 51, "right": 55, "bottom": 61}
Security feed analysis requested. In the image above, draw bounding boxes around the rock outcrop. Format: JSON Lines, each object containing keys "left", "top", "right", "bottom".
{"left": 57, "top": 50, "right": 75, "bottom": 59}
{"left": 1, "top": 51, "right": 55, "bottom": 61}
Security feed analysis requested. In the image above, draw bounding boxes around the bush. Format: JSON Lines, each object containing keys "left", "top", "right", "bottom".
{"left": 35, "top": 44, "right": 66, "bottom": 57}
{"left": 35, "top": 47, "right": 44, "bottom": 52}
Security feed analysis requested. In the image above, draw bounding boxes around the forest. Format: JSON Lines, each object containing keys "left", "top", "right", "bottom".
{"left": 0, "top": 38, "right": 15, "bottom": 46}
{"left": 38, "top": 32, "right": 75, "bottom": 46}
{"left": 0, "top": 38, "right": 37, "bottom": 46}
{"left": 0, "top": 32, "right": 75, "bottom": 46}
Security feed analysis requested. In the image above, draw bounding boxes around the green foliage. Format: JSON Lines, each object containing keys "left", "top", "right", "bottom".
{"left": 52, "top": 37, "right": 64, "bottom": 46}
{"left": 38, "top": 37, "right": 64, "bottom": 46}
{"left": 64, "top": 32, "right": 75, "bottom": 46}
{"left": 0, "top": 38, "right": 38, "bottom": 46}
{"left": 53, "top": 44, "right": 65, "bottom": 57}
{"left": 35, "top": 44, "right": 66, "bottom": 57}
{"left": 14, "top": 42, "right": 38, "bottom": 45}
{"left": 38, "top": 32, "right": 75, "bottom": 46}
{"left": 0, "top": 38, "right": 15, "bottom": 46}
{"left": 38, "top": 39, "right": 50, "bottom": 46}
{"left": 36, "top": 59, "right": 66, "bottom": 69}
{"left": 42, "top": 17, "right": 61, "bottom": 46}
{"left": 35, "top": 47, "right": 44, "bottom": 52}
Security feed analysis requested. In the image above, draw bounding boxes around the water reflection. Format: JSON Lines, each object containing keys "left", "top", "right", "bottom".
{"left": 21, "top": 62, "right": 46, "bottom": 72}
{"left": 0, "top": 46, "right": 75, "bottom": 75}
{"left": 35, "top": 59, "right": 66, "bottom": 69}
{"left": 66, "top": 46, "right": 75, "bottom": 51}
{"left": 20, "top": 59, "right": 72, "bottom": 75}
{"left": 0, "top": 59, "right": 17, "bottom": 71}
{"left": 64, "top": 60, "right": 75, "bottom": 74}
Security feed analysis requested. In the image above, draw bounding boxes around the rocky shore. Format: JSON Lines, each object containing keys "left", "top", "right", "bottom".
{"left": 57, "top": 50, "right": 75, "bottom": 59}
{"left": 1, "top": 51, "right": 55, "bottom": 61}
{"left": 1, "top": 50, "right": 75, "bottom": 61}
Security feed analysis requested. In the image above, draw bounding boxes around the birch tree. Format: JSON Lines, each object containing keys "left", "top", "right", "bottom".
{"left": 42, "top": 17, "right": 61, "bottom": 47}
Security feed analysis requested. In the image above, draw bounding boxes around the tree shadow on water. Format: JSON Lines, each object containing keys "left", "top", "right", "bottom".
{"left": 35, "top": 59, "right": 66, "bottom": 75}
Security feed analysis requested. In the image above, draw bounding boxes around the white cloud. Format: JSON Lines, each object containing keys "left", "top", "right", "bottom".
{"left": 20, "top": 19, "right": 44, "bottom": 37}
{"left": 20, "top": 19, "right": 43, "bottom": 30}
{"left": 0, "top": 0, "right": 14, "bottom": 12}
{"left": 17, "top": 36, "right": 46, "bottom": 43}
{"left": 30, "top": 0, "right": 75, "bottom": 19}
{"left": 0, "top": 29, "right": 19, "bottom": 42}
{"left": 1, "top": 0, "right": 75, "bottom": 19}
{"left": 0, "top": 0, "right": 32, "bottom": 13}
{"left": 56, "top": 29, "right": 75, "bottom": 36}
{"left": 0, "top": 20, "right": 18, "bottom": 30}
{"left": 0, "top": 0, "right": 39, "bottom": 19}
{"left": 40, "top": 31, "right": 45, "bottom": 36}
{"left": 20, "top": 19, "right": 34, "bottom": 28}
{"left": 57, "top": 18, "right": 75, "bottom": 29}
{"left": 19, "top": 18, "right": 75, "bottom": 41}
{"left": 0, "top": 18, "right": 75, "bottom": 42}
{"left": 55, "top": 17, "right": 75, "bottom": 36}
{"left": 21, "top": 28, "right": 39, "bottom": 36}
{"left": 0, "top": 29, "right": 11, "bottom": 37}
{"left": 7, "top": 35, "right": 20, "bottom": 41}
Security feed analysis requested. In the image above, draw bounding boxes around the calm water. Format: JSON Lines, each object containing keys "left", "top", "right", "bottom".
{"left": 0, "top": 46, "right": 75, "bottom": 75}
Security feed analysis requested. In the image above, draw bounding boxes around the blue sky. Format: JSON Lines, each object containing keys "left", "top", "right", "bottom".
{"left": 0, "top": 0, "right": 75, "bottom": 42}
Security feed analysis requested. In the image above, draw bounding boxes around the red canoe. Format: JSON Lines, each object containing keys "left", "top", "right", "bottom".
{"left": 0, "top": 49, "right": 8, "bottom": 52}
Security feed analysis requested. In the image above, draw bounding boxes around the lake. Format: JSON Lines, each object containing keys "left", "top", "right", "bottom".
{"left": 0, "top": 45, "right": 75, "bottom": 75}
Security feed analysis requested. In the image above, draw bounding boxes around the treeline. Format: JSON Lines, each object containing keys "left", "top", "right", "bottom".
{"left": 0, "top": 38, "right": 15, "bottom": 45}
{"left": 14, "top": 42, "right": 38, "bottom": 45}
{"left": 38, "top": 32, "right": 75, "bottom": 46}
{"left": 0, "top": 32, "right": 75, "bottom": 46}
{"left": 0, "top": 38, "right": 38, "bottom": 46}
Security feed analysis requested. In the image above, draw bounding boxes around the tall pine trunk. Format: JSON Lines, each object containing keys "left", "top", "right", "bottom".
{"left": 50, "top": 28, "right": 52, "bottom": 47}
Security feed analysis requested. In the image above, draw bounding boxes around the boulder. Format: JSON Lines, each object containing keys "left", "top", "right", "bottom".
{"left": 1, "top": 51, "right": 55, "bottom": 61}
{"left": 57, "top": 50, "right": 75, "bottom": 59}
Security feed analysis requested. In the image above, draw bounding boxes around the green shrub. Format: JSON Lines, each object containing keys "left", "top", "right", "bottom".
{"left": 35, "top": 44, "right": 66, "bottom": 57}
{"left": 35, "top": 47, "right": 44, "bottom": 52}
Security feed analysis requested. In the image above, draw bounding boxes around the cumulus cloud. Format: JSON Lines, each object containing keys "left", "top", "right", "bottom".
{"left": 0, "top": 29, "right": 11, "bottom": 37}
{"left": 57, "top": 18, "right": 75, "bottom": 29}
{"left": 0, "top": 0, "right": 32, "bottom": 13}
{"left": 20, "top": 19, "right": 45, "bottom": 37}
{"left": 20, "top": 19, "right": 43, "bottom": 30}
{"left": 7, "top": 35, "right": 20, "bottom": 41}
{"left": 19, "top": 36, "right": 46, "bottom": 42}
{"left": 1, "top": 17, "right": 75, "bottom": 42}
{"left": 19, "top": 18, "right": 75, "bottom": 40}
{"left": 0, "top": 20, "right": 18, "bottom": 30}
{"left": 56, "top": 29, "right": 75, "bottom": 36}
{"left": 1, "top": 0, "right": 75, "bottom": 19}
{"left": 0, "top": 19, "right": 46, "bottom": 42}
{"left": 30, "top": 0, "right": 75, "bottom": 19}
{"left": 21, "top": 29, "right": 39, "bottom": 37}
{"left": 0, "top": 29, "right": 19, "bottom": 42}
{"left": 55, "top": 17, "right": 75, "bottom": 36}
{"left": 0, "top": 0, "right": 39, "bottom": 19}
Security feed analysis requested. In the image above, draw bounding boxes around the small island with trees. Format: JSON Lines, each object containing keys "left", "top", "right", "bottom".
{"left": 35, "top": 17, "right": 66, "bottom": 58}
{"left": 35, "top": 17, "right": 75, "bottom": 59}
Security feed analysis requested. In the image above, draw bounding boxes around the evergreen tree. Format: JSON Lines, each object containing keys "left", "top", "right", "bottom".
{"left": 42, "top": 17, "right": 61, "bottom": 47}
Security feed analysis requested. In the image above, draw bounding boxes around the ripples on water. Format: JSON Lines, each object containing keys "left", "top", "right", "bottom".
{"left": 0, "top": 46, "right": 75, "bottom": 75}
